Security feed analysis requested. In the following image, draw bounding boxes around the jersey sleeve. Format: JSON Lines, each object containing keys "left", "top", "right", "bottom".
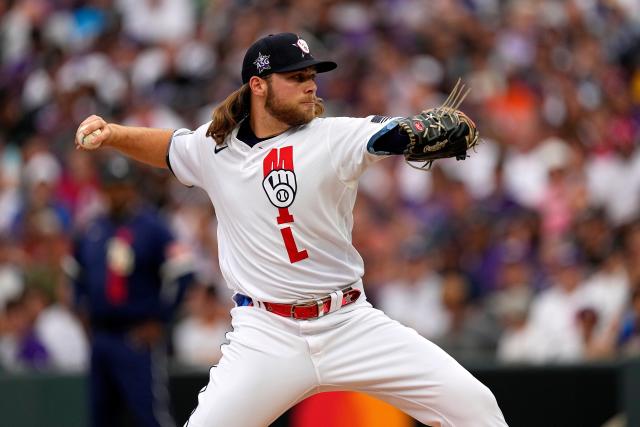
{"left": 325, "top": 116, "right": 400, "bottom": 183}
{"left": 167, "top": 122, "right": 211, "bottom": 188}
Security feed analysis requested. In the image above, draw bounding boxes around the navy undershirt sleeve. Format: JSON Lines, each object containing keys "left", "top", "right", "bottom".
{"left": 367, "top": 122, "right": 410, "bottom": 155}
{"left": 371, "top": 126, "right": 409, "bottom": 155}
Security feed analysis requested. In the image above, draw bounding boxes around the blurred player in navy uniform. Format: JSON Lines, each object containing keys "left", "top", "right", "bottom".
{"left": 71, "top": 155, "right": 194, "bottom": 427}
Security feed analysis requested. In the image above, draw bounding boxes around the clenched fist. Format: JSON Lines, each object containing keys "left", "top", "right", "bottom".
{"left": 75, "top": 115, "right": 111, "bottom": 150}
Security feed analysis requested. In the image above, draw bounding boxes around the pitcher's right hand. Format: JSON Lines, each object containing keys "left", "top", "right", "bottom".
{"left": 75, "top": 115, "right": 111, "bottom": 150}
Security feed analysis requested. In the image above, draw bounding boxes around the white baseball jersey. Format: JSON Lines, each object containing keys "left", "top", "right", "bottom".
{"left": 168, "top": 116, "right": 394, "bottom": 302}
{"left": 172, "top": 116, "right": 508, "bottom": 427}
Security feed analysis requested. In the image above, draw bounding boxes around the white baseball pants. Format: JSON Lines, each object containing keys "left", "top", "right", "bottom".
{"left": 185, "top": 299, "right": 507, "bottom": 427}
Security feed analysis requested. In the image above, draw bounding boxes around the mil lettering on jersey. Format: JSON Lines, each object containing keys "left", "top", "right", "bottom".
{"left": 262, "top": 147, "right": 309, "bottom": 263}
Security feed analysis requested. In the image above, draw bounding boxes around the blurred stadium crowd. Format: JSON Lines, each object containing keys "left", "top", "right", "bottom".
{"left": 0, "top": 0, "right": 639, "bottom": 373}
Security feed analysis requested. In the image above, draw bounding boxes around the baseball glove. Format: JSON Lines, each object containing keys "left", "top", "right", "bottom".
{"left": 397, "top": 79, "right": 479, "bottom": 170}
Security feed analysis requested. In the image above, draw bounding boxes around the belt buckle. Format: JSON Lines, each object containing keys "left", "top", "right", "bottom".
{"left": 316, "top": 299, "right": 325, "bottom": 318}
{"left": 291, "top": 297, "right": 324, "bottom": 319}
{"left": 291, "top": 286, "right": 356, "bottom": 319}
{"left": 290, "top": 299, "right": 311, "bottom": 319}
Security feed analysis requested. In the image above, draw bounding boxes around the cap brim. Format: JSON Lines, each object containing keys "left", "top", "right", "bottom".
{"left": 275, "top": 59, "right": 337, "bottom": 74}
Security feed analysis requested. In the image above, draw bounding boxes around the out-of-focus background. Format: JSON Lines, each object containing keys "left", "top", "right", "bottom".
{"left": 0, "top": 0, "right": 639, "bottom": 426}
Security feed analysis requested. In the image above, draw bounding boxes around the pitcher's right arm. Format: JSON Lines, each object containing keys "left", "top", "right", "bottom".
{"left": 75, "top": 115, "right": 174, "bottom": 169}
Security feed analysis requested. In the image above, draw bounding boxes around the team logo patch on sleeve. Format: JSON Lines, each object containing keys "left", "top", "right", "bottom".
{"left": 371, "top": 115, "right": 392, "bottom": 123}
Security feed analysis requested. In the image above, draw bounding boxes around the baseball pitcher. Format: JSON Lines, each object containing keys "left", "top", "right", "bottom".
{"left": 74, "top": 32, "right": 507, "bottom": 427}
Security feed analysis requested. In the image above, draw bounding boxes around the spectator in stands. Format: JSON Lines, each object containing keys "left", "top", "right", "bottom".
{"left": 0, "top": 235, "right": 23, "bottom": 312}
{"left": 173, "top": 284, "right": 229, "bottom": 368}
{"left": 34, "top": 274, "right": 89, "bottom": 372}
{"left": 56, "top": 149, "right": 103, "bottom": 229}
{"left": 0, "top": 144, "right": 21, "bottom": 235}
{"left": 435, "top": 270, "right": 501, "bottom": 361}
{"left": 622, "top": 222, "right": 640, "bottom": 289}
{"left": 580, "top": 249, "right": 630, "bottom": 342}
{"left": 575, "top": 307, "right": 615, "bottom": 360}
{"left": 491, "top": 249, "right": 537, "bottom": 363}
{"left": 0, "top": 290, "right": 49, "bottom": 371}
{"left": 618, "top": 287, "right": 640, "bottom": 357}
{"left": 11, "top": 146, "right": 72, "bottom": 241}
{"left": 525, "top": 243, "right": 588, "bottom": 362}
{"left": 495, "top": 295, "right": 535, "bottom": 363}
{"left": 377, "top": 237, "right": 447, "bottom": 340}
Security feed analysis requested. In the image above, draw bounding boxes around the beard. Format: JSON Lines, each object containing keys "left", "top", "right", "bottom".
{"left": 264, "top": 81, "right": 319, "bottom": 127}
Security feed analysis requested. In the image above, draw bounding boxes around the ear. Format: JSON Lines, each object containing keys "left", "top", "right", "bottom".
{"left": 249, "top": 76, "right": 268, "bottom": 97}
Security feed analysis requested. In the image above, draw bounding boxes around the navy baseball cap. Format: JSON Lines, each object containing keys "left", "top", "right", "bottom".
{"left": 241, "top": 33, "right": 337, "bottom": 84}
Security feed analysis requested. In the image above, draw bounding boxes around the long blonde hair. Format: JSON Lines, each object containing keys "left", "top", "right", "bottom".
{"left": 206, "top": 84, "right": 251, "bottom": 145}
{"left": 206, "top": 81, "right": 326, "bottom": 145}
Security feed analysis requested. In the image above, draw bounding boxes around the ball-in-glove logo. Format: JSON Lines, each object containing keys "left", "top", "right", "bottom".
{"left": 262, "top": 169, "right": 297, "bottom": 208}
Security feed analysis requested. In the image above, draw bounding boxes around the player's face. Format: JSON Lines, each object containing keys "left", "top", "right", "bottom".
{"left": 265, "top": 68, "right": 318, "bottom": 126}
